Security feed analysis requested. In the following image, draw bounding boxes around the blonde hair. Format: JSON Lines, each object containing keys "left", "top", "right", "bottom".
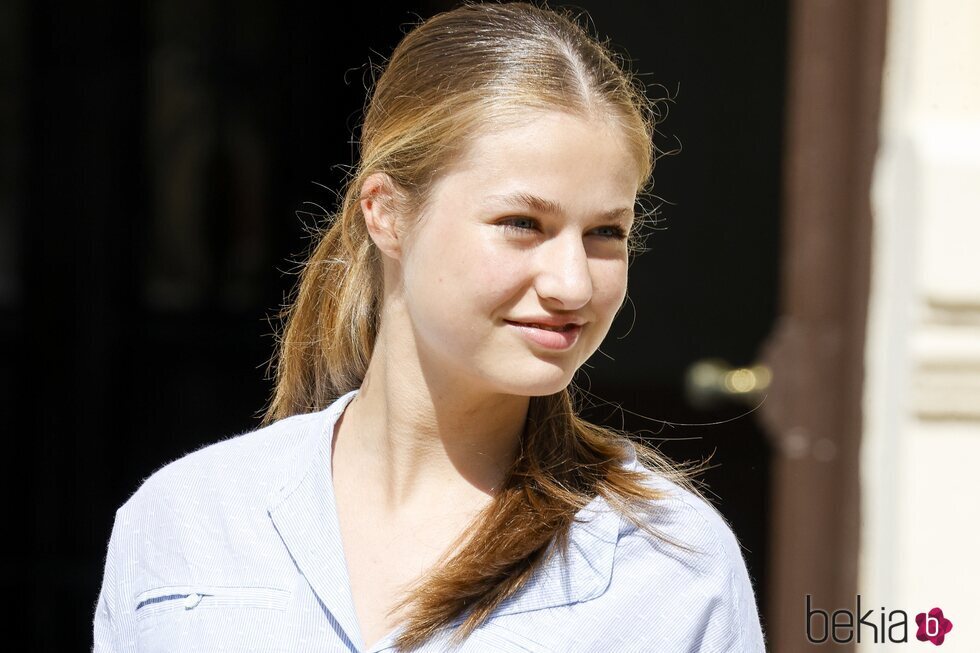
{"left": 263, "top": 2, "right": 710, "bottom": 650}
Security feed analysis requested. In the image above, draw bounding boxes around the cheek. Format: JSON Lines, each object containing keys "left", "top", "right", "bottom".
{"left": 408, "top": 229, "right": 524, "bottom": 332}
{"left": 436, "top": 232, "right": 526, "bottom": 301}
{"left": 592, "top": 261, "right": 629, "bottom": 315}
{"left": 471, "top": 245, "right": 528, "bottom": 302}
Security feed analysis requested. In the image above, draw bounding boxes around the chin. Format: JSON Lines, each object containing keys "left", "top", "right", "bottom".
{"left": 499, "top": 368, "right": 573, "bottom": 397}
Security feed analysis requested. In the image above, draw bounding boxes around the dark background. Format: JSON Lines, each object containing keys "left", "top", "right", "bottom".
{"left": 0, "top": 0, "right": 787, "bottom": 649}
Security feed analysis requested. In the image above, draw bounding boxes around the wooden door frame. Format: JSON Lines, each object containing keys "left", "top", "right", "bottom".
{"left": 757, "top": 1, "right": 888, "bottom": 650}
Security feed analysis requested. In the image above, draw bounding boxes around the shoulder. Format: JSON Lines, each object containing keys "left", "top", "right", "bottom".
{"left": 624, "top": 463, "right": 744, "bottom": 563}
{"left": 116, "top": 408, "right": 326, "bottom": 523}
{"left": 94, "top": 409, "right": 331, "bottom": 638}
{"left": 610, "top": 461, "right": 767, "bottom": 651}
{"left": 101, "top": 408, "right": 332, "bottom": 601}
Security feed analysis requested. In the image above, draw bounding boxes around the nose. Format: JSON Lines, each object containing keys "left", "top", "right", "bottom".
{"left": 533, "top": 232, "right": 594, "bottom": 308}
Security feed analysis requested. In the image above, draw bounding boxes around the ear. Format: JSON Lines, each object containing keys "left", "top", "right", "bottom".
{"left": 360, "top": 172, "right": 407, "bottom": 260}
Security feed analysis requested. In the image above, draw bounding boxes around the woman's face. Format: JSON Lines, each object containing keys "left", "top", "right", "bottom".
{"left": 391, "top": 110, "right": 640, "bottom": 396}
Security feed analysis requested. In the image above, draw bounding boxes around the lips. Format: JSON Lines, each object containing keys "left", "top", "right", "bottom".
{"left": 504, "top": 320, "right": 583, "bottom": 351}
{"left": 506, "top": 321, "right": 575, "bottom": 332}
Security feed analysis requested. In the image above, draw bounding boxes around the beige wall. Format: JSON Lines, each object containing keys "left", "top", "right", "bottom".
{"left": 861, "top": 0, "right": 980, "bottom": 650}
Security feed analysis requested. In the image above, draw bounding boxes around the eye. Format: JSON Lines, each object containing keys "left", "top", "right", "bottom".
{"left": 499, "top": 217, "right": 539, "bottom": 235}
{"left": 592, "top": 225, "right": 628, "bottom": 241}
{"left": 498, "top": 217, "right": 628, "bottom": 241}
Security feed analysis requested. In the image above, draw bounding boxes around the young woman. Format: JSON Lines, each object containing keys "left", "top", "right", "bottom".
{"left": 94, "top": 2, "right": 767, "bottom": 651}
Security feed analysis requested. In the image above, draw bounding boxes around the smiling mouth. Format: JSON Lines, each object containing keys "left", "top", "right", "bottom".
{"left": 504, "top": 320, "right": 578, "bottom": 332}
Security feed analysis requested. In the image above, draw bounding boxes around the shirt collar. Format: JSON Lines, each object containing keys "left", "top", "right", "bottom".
{"left": 267, "top": 389, "right": 363, "bottom": 650}
{"left": 266, "top": 388, "right": 623, "bottom": 649}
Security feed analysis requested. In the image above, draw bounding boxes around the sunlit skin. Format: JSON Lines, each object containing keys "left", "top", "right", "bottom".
{"left": 329, "top": 110, "right": 641, "bottom": 646}
{"left": 332, "top": 110, "right": 640, "bottom": 522}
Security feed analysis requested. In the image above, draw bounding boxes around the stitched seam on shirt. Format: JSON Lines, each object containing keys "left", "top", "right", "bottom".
{"left": 135, "top": 584, "right": 291, "bottom": 599}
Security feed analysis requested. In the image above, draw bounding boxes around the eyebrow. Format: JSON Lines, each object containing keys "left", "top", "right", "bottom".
{"left": 484, "top": 191, "right": 634, "bottom": 223}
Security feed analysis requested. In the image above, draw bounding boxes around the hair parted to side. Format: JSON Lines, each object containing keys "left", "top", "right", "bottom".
{"left": 263, "top": 1, "right": 712, "bottom": 650}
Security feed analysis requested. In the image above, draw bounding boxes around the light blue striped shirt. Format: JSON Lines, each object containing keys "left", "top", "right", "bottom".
{"left": 93, "top": 388, "right": 767, "bottom": 652}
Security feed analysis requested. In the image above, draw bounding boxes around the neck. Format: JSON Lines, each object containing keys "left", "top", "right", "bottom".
{"left": 331, "top": 331, "right": 528, "bottom": 516}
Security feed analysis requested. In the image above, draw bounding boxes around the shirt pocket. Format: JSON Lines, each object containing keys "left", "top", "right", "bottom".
{"left": 134, "top": 585, "right": 292, "bottom": 653}
{"left": 134, "top": 585, "right": 291, "bottom": 619}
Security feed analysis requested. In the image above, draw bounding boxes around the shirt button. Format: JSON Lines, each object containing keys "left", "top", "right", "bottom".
{"left": 184, "top": 593, "right": 203, "bottom": 609}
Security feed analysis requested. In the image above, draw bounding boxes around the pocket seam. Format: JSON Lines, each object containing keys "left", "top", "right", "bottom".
{"left": 133, "top": 585, "right": 290, "bottom": 620}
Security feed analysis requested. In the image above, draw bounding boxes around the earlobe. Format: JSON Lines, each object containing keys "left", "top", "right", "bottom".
{"left": 360, "top": 172, "right": 403, "bottom": 259}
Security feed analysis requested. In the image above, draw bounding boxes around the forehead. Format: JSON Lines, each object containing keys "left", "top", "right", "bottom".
{"left": 437, "top": 111, "right": 641, "bottom": 206}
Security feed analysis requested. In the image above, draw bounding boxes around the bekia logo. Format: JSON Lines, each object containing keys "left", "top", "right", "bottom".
{"left": 916, "top": 608, "right": 954, "bottom": 646}
{"left": 806, "top": 595, "right": 954, "bottom": 645}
